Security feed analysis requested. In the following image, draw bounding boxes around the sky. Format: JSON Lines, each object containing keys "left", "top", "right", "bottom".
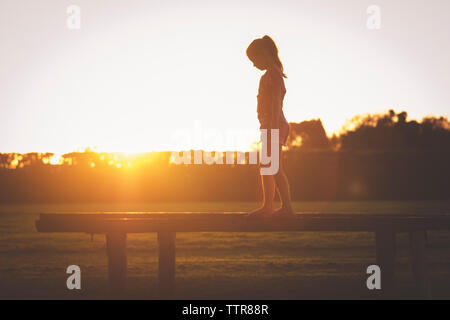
{"left": 1, "top": 0, "right": 449, "bottom": 153}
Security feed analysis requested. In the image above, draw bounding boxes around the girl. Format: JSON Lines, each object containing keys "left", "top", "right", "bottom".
{"left": 246, "top": 35, "right": 295, "bottom": 217}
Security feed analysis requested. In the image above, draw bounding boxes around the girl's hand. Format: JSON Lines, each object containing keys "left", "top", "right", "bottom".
{"left": 270, "top": 115, "right": 280, "bottom": 129}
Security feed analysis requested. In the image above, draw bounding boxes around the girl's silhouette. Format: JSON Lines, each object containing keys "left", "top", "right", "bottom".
{"left": 246, "top": 35, "right": 295, "bottom": 217}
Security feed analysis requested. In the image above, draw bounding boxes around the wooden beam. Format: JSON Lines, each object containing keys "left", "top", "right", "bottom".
{"left": 158, "top": 232, "right": 176, "bottom": 297}
{"left": 106, "top": 232, "right": 127, "bottom": 293}
{"left": 375, "top": 229, "right": 396, "bottom": 298}
{"left": 35, "top": 213, "right": 450, "bottom": 233}
{"left": 410, "top": 230, "right": 431, "bottom": 299}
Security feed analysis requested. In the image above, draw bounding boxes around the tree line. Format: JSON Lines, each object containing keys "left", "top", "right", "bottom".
{"left": 0, "top": 110, "right": 449, "bottom": 202}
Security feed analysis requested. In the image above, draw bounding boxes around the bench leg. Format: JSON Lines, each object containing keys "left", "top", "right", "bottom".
{"left": 106, "top": 232, "right": 127, "bottom": 292}
{"left": 410, "top": 230, "right": 431, "bottom": 299}
{"left": 375, "top": 230, "right": 396, "bottom": 298}
{"left": 158, "top": 232, "right": 176, "bottom": 297}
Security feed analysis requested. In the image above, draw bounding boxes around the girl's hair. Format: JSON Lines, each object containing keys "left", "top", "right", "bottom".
{"left": 246, "top": 35, "right": 287, "bottom": 78}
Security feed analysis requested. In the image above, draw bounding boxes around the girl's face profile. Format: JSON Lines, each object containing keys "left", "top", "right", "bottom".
{"left": 249, "top": 51, "right": 267, "bottom": 71}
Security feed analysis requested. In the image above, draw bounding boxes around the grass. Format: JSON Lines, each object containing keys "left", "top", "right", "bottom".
{"left": 0, "top": 201, "right": 450, "bottom": 299}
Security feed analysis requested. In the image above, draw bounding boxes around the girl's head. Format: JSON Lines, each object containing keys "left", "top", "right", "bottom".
{"left": 246, "top": 35, "right": 287, "bottom": 78}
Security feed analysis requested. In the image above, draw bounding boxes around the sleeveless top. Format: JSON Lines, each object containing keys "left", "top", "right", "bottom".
{"left": 257, "top": 67, "right": 290, "bottom": 144}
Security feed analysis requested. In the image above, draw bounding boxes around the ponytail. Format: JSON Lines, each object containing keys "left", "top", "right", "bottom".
{"left": 261, "top": 35, "right": 287, "bottom": 78}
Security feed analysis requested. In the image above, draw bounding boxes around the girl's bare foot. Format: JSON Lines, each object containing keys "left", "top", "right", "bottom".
{"left": 272, "top": 207, "right": 296, "bottom": 217}
{"left": 248, "top": 207, "right": 274, "bottom": 218}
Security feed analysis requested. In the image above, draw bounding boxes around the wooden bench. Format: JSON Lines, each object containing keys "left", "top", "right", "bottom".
{"left": 35, "top": 212, "right": 450, "bottom": 298}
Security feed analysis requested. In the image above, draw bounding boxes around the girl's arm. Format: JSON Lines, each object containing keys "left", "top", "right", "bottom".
{"left": 269, "top": 75, "right": 282, "bottom": 129}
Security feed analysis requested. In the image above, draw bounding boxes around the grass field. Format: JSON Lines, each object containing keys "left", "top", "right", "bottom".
{"left": 1, "top": 201, "right": 450, "bottom": 300}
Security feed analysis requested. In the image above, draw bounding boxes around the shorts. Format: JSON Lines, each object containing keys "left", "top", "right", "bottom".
{"left": 260, "top": 122, "right": 290, "bottom": 147}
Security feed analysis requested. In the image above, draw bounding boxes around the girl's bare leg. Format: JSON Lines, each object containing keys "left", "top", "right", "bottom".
{"left": 274, "top": 146, "right": 295, "bottom": 215}
{"left": 249, "top": 129, "right": 278, "bottom": 217}
{"left": 249, "top": 130, "right": 276, "bottom": 216}
{"left": 262, "top": 174, "right": 276, "bottom": 210}
{"left": 248, "top": 175, "right": 275, "bottom": 216}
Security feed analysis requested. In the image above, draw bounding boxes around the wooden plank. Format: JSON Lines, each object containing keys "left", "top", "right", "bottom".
{"left": 106, "top": 232, "right": 127, "bottom": 292}
{"left": 410, "top": 230, "right": 431, "bottom": 299}
{"left": 35, "top": 212, "right": 450, "bottom": 233}
{"left": 158, "top": 232, "right": 176, "bottom": 298}
{"left": 375, "top": 229, "right": 396, "bottom": 298}
{"left": 37, "top": 212, "right": 450, "bottom": 219}
{"left": 37, "top": 212, "right": 450, "bottom": 221}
